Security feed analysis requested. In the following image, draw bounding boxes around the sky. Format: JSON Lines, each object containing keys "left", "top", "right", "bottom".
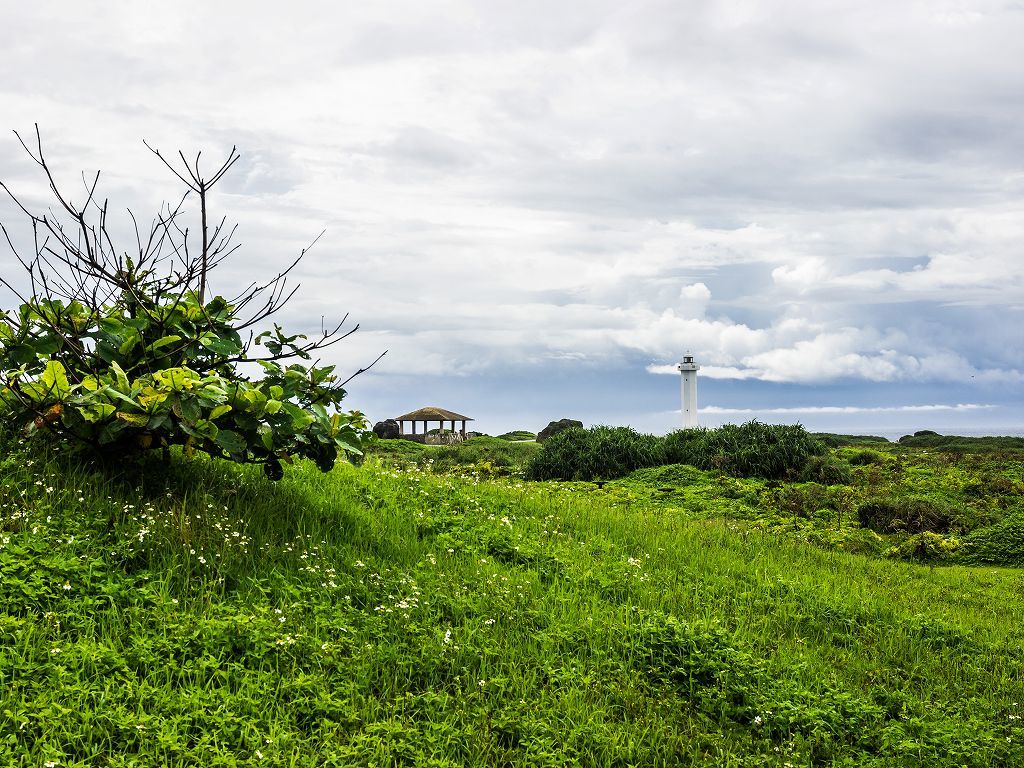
{"left": 1, "top": 0, "right": 1022, "bottom": 438}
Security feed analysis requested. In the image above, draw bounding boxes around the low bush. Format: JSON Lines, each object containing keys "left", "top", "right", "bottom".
{"left": 960, "top": 514, "right": 1024, "bottom": 566}
{"left": 800, "top": 455, "right": 853, "bottom": 485}
{"left": 885, "top": 532, "right": 964, "bottom": 563}
{"left": 665, "top": 421, "right": 827, "bottom": 480}
{"left": 857, "top": 496, "right": 954, "bottom": 534}
{"left": 497, "top": 430, "right": 536, "bottom": 441}
{"left": 623, "top": 463, "right": 706, "bottom": 488}
{"left": 896, "top": 433, "right": 1024, "bottom": 453}
{"left": 432, "top": 436, "right": 539, "bottom": 473}
{"left": 847, "top": 449, "right": 888, "bottom": 466}
{"left": 526, "top": 426, "right": 664, "bottom": 481}
{"left": 812, "top": 433, "right": 890, "bottom": 448}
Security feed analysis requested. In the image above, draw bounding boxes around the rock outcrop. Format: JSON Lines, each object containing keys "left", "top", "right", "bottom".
{"left": 372, "top": 419, "right": 401, "bottom": 440}
{"left": 537, "top": 418, "right": 583, "bottom": 443}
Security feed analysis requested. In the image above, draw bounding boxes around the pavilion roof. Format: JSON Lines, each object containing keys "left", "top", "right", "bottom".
{"left": 393, "top": 406, "right": 473, "bottom": 422}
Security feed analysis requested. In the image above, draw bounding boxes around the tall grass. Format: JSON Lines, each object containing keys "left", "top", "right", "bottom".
{"left": 1, "top": 436, "right": 1023, "bottom": 765}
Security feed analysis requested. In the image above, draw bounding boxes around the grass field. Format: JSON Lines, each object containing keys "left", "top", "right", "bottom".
{"left": 2, "top": 436, "right": 1023, "bottom": 766}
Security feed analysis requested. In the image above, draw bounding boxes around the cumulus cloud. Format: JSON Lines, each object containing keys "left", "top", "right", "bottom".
{"left": 701, "top": 403, "right": 996, "bottom": 415}
{"left": 1, "top": 0, "right": 1023, "bottom": 425}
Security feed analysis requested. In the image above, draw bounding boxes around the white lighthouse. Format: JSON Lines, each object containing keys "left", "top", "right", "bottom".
{"left": 678, "top": 353, "right": 700, "bottom": 428}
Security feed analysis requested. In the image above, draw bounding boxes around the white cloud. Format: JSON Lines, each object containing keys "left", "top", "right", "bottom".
{"left": 1, "top": 0, "right": 1023, "bottom": 406}
{"left": 701, "top": 403, "right": 996, "bottom": 415}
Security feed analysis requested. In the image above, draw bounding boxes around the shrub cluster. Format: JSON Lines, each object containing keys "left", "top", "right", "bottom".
{"left": 857, "top": 496, "right": 954, "bottom": 534}
{"left": 525, "top": 426, "right": 664, "bottom": 481}
{"left": 961, "top": 514, "right": 1024, "bottom": 566}
{"left": 526, "top": 421, "right": 827, "bottom": 482}
{"left": 663, "top": 421, "right": 828, "bottom": 480}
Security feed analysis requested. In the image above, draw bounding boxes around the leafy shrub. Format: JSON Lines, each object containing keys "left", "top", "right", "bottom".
{"left": 812, "top": 432, "right": 890, "bottom": 448}
{"left": 432, "top": 436, "right": 539, "bottom": 474}
{"left": 800, "top": 454, "right": 853, "bottom": 485}
{"left": 536, "top": 418, "right": 583, "bottom": 443}
{"left": 0, "top": 136, "right": 367, "bottom": 480}
{"left": 497, "top": 430, "right": 536, "bottom": 441}
{"left": 623, "top": 463, "right": 706, "bottom": 488}
{"left": 960, "top": 514, "right": 1024, "bottom": 566}
{"left": 896, "top": 433, "right": 1024, "bottom": 453}
{"left": 857, "top": 496, "right": 953, "bottom": 534}
{"left": 885, "top": 532, "right": 964, "bottom": 563}
{"left": 847, "top": 449, "right": 888, "bottom": 466}
{"left": 664, "top": 421, "right": 827, "bottom": 480}
{"left": 526, "top": 426, "right": 665, "bottom": 481}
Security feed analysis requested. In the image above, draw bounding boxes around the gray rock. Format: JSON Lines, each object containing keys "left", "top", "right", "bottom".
{"left": 372, "top": 419, "right": 401, "bottom": 439}
{"left": 537, "top": 419, "right": 583, "bottom": 443}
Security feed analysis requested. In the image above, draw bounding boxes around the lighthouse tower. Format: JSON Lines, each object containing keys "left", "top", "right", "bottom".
{"left": 678, "top": 353, "right": 700, "bottom": 428}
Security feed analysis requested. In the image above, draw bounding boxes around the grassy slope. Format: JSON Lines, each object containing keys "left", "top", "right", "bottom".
{"left": 1, "top": 443, "right": 1023, "bottom": 766}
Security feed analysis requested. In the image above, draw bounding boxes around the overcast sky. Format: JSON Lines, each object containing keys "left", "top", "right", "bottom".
{"left": 1, "top": 1, "right": 1022, "bottom": 437}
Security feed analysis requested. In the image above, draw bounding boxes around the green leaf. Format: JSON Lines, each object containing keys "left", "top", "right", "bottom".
{"left": 40, "top": 360, "right": 71, "bottom": 399}
{"left": 283, "top": 403, "right": 314, "bottom": 431}
{"left": 115, "top": 411, "right": 149, "bottom": 427}
{"left": 98, "top": 420, "right": 128, "bottom": 445}
{"left": 109, "top": 361, "right": 131, "bottom": 393}
{"left": 215, "top": 429, "right": 247, "bottom": 456}
{"left": 77, "top": 402, "right": 116, "bottom": 423}
{"left": 209, "top": 404, "right": 233, "bottom": 420}
{"left": 200, "top": 335, "right": 242, "bottom": 356}
{"left": 145, "top": 335, "right": 182, "bottom": 354}
{"left": 118, "top": 333, "right": 140, "bottom": 356}
{"left": 259, "top": 426, "right": 274, "bottom": 451}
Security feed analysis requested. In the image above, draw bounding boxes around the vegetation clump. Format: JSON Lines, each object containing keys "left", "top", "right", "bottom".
{"left": 885, "top": 532, "right": 964, "bottom": 563}
{"left": 664, "top": 421, "right": 827, "bottom": 480}
{"left": 528, "top": 421, "right": 828, "bottom": 482}
{"left": 857, "top": 496, "right": 953, "bottom": 534}
{"left": 896, "top": 432, "right": 1024, "bottom": 453}
{"left": 0, "top": 130, "right": 370, "bottom": 479}
{"left": 799, "top": 454, "right": 854, "bottom": 485}
{"left": 526, "top": 425, "right": 664, "bottom": 480}
{"left": 961, "top": 513, "right": 1024, "bottom": 566}
{"left": 497, "top": 430, "right": 536, "bottom": 441}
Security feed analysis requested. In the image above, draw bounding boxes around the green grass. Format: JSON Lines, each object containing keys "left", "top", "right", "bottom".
{"left": 496, "top": 430, "right": 537, "bottom": 442}
{"left": 2, "top": 437, "right": 1024, "bottom": 766}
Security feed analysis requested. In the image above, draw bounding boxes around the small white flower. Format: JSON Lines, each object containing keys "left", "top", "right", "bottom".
{"left": 62, "top": 582, "right": 71, "bottom": 592}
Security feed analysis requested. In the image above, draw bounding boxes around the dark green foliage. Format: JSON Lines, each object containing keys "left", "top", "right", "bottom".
{"left": 528, "top": 421, "right": 827, "bottom": 482}
{"left": 497, "top": 430, "right": 536, "bottom": 441}
{"left": 622, "top": 463, "right": 706, "bottom": 487}
{"left": 431, "top": 436, "right": 540, "bottom": 474}
{"left": 365, "top": 436, "right": 540, "bottom": 476}
{"left": 961, "top": 514, "right": 1024, "bottom": 566}
{"left": 896, "top": 433, "right": 1024, "bottom": 453}
{"left": 526, "top": 426, "right": 665, "bottom": 480}
{"left": 812, "top": 432, "right": 891, "bottom": 448}
{"left": 847, "top": 448, "right": 888, "bottom": 466}
{"left": 0, "top": 140, "right": 366, "bottom": 478}
{"left": 858, "top": 496, "right": 953, "bottom": 534}
{"left": 800, "top": 454, "right": 854, "bottom": 485}
{"left": 536, "top": 418, "right": 584, "bottom": 443}
{"left": 665, "top": 421, "right": 827, "bottom": 480}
